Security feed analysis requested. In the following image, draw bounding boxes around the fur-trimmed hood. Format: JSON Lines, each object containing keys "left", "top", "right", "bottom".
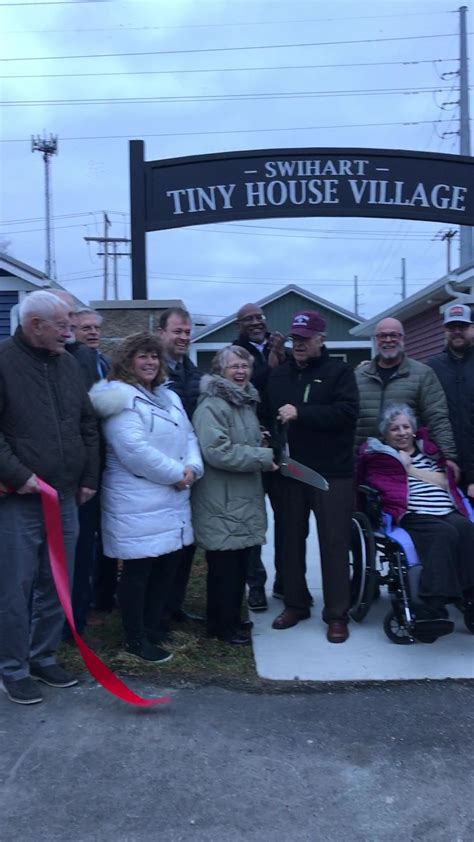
{"left": 198, "top": 374, "right": 259, "bottom": 407}
{"left": 89, "top": 379, "right": 174, "bottom": 418}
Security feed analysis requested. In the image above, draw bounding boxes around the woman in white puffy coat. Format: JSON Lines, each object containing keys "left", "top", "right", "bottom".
{"left": 90, "top": 332, "right": 203, "bottom": 663}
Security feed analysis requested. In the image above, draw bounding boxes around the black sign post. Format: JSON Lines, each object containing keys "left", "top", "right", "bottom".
{"left": 129, "top": 140, "right": 147, "bottom": 301}
{"left": 129, "top": 141, "right": 474, "bottom": 299}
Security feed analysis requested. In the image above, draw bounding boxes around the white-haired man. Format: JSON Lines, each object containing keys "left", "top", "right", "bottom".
{"left": 74, "top": 307, "right": 111, "bottom": 381}
{"left": 0, "top": 291, "right": 99, "bottom": 705}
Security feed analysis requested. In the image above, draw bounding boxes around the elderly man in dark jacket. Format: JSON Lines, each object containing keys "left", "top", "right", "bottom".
{"left": 428, "top": 303, "right": 474, "bottom": 497}
{"left": 0, "top": 291, "right": 99, "bottom": 705}
{"left": 264, "top": 310, "right": 359, "bottom": 643}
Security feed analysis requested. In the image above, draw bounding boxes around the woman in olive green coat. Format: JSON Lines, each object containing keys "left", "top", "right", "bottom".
{"left": 192, "top": 345, "right": 277, "bottom": 645}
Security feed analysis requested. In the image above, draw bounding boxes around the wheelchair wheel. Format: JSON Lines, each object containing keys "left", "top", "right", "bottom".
{"left": 464, "top": 603, "right": 474, "bottom": 634}
{"left": 383, "top": 609, "right": 414, "bottom": 645}
{"left": 349, "top": 512, "right": 377, "bottom": 622}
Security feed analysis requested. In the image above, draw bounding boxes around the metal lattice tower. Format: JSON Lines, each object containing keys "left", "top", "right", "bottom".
{"left": 31, "top": 134, "right": 58, "bottom": 279}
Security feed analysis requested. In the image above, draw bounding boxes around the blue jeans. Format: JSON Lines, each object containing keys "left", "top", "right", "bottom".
{"left": 0, "top": 494, "right": 78, "bottom": 681}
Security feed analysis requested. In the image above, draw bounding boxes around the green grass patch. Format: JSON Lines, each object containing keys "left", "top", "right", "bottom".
{"left": 59, "top": 553, "right": 258, "bottom": 687}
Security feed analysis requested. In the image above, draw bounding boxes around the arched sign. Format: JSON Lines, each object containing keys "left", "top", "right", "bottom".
{"left": 129, "top": 140, "right": 474, "bottom": 299}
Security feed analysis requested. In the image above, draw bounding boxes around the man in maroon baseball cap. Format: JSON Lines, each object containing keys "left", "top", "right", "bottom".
{"left": 264, "top": 310, "right": 359, "bottom": 643}
{"left": 289, "top": 310, "right": 327, "bottom": 336}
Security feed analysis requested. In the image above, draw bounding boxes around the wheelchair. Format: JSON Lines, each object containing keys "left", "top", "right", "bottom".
{"left": 349, "top": 485, "right": 474, "bottom": 644}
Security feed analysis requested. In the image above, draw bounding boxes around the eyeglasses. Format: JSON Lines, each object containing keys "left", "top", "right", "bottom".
{"left": 240, "top": 315, "right": 266, "bottom": 324}
{"left": 375, "top": 332, "right": 403, "bottom": 341}
{"left": 40, "top": 319, "right": 72, "bottom": 331}
{"left": 226, "top": 363, "right": 251, "bottom": 371}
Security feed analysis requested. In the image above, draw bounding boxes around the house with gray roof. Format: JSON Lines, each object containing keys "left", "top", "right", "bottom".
{"left": 191, "top": 284, "right": 368, "bottom": 372}
{"left": 350, "top": 262, "right": 474, "bottom": 362}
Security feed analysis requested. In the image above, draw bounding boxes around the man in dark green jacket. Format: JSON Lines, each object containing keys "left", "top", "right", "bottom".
{"left": 264, "top": 310, "right": 359, "bottom": 644}
{"left": 0, "top": 291, "right": 99, "bottom": 705}
{"left": 356, "top": 317, "right": 458, "bottom": 472}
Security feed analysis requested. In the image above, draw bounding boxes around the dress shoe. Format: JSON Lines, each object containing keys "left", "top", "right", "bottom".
{"left": 240, "top": 619, "right": 253, "bottom": 631}
{"left": 272, "top": 607, "right": 310, "bottom": 630}
{"left": 172, "top": 609, "right": 205, "bottom": 624}
{"left": 326, "top": 621, "right": 349, "bottom": 644}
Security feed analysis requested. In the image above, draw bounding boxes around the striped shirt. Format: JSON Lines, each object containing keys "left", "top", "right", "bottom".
{"left": 407, "top": 451, "right": 454, "bottom": 516}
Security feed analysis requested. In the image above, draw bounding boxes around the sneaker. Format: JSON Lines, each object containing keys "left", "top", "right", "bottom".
{"left": 30, "top": 664, "right": 78, "bottom": 688}
{"left": 247, "top": 587, "right": 268, "bottom": 611}
{"left": 217, "top": 631, "right": 252, "bottom": 646}
{"left": 123, "top": 638, "right": 173, "bottom": 664}
{"left": 146, "top": 630, "right": 174, "bottom": 645}
{"left": 2, "top": 676, "right": 43, "bottom": 705}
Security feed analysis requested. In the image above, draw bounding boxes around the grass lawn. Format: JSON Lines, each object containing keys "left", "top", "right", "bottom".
{"left": 59, "top": 552, "right": 260, "bottom": 689}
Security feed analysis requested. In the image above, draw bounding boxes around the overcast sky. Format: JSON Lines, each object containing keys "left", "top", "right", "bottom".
{"left": 1, "top": 0, "right": 472, "bottom": 323}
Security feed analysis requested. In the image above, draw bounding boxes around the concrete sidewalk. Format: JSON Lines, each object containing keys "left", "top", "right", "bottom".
{"left": 251, "top": 508, "right": 474, "bottom": 682}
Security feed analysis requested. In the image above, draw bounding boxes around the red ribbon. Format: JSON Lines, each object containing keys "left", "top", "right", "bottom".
{"left": 38, "top": 479, "right": 171, "bottom": 708}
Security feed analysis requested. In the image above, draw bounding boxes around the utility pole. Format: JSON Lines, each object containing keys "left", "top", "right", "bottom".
{"left": 84, "top": 212, "right": 130, "bottom": 300}
{"left": 354, "top": 274, "right": 359, "bottom": 315}
{"left": 401, "top": 257, "right": 406, "bottom": 299}
{"left": 97, "top": 242, "right": 131, "bottom": 299}
{"left": 441, "top": 229, "right": 457, "bottom": 273}
{"left": 459, "top": 5, "right": 473, "bottom": 266}
{"left": 103, "top": 211, "right": 110, "bottom": 297}
{"left": 31, "top": 133, "right": 58, "bottom": 279}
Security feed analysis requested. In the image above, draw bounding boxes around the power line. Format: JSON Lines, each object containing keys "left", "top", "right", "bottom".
{"left": 147, "top": 270, "right": 435, "bottom": 283}
{"left": 3, "top": 222, "right": 436, "bottom": 241}
{"left": 1, "top": 57, "right": 454, "bottom": 80}
{"left": 1, "top": 215, "right": 441, "bottom": 242}
{"left": 1, "top": 222, "right": 101, "bottom": 234}
{"left": 222, "top": 223, "right": 432, "bottom": 239}
{"left": 0, "top": 32, "right": 465, "bottom": 63}
{"left": 0, "top": 214, "right": 438, "bottom": 241}
{"left": 0, "top": 118, "right": 457, "bottom": 144}
{"left": 184, "top": 228, "right": 441, "bottom": 243}
{"left": 1, "top": 210, "right": 124, "bottom": 224}
{"left": 0, "top": 1, "right": 104, "bottom": 5}
{"left": 145, "top": 272, "right": 434, "bottom": 287}
{"left": 3, "top": 9, "right": 454, "bottom": 35}
{"left": 1, "top": 86, "right": 456, "bottom": 107}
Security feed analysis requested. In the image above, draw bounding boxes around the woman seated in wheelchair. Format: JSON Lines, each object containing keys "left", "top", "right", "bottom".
{"left": 358, "top": 403, "right": 474, "bottom": 631}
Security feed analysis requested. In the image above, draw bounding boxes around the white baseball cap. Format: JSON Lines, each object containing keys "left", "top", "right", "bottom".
{"left": 443, "top": 303, "right": 473, "bottom": 325}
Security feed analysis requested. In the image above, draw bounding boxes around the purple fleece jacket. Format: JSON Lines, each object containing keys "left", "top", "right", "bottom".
{"left": 357, "top": 427, "right": 466, "bottom": 524}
